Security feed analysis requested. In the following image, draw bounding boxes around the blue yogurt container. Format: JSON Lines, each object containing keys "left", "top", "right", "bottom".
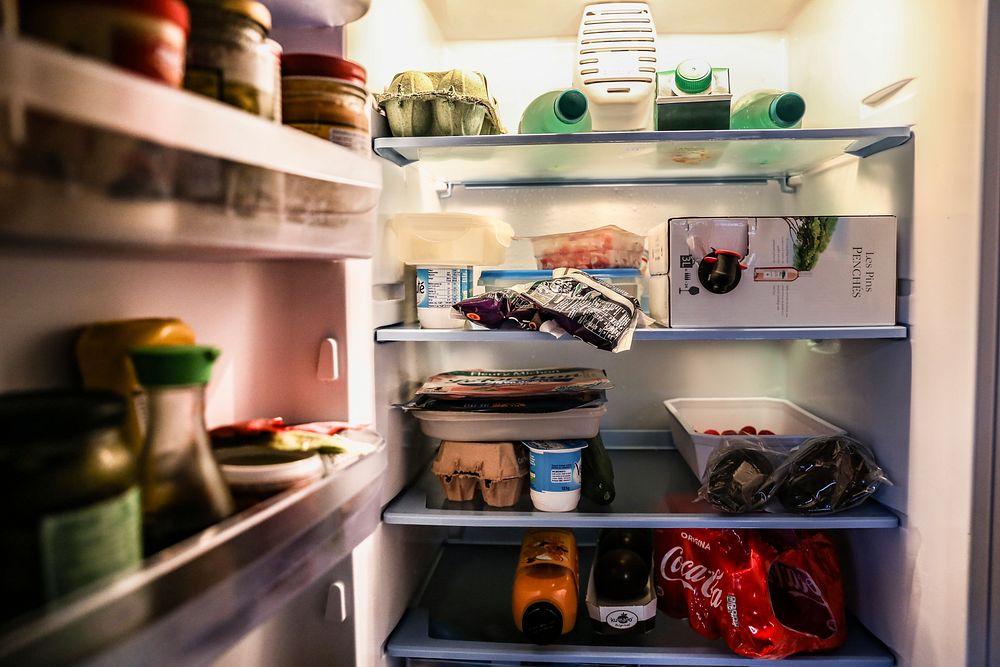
{"left": 523, "top": 440, "right": 589, "bottom": 512}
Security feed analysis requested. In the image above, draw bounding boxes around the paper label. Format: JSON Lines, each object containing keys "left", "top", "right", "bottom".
{"left": 529, "top": 449, "right": 582, "bottom": 493}
{"left": 40, "top": 487, "right": 142, "bottom": 600}
{"left": 416, "top": 267, "right": 470, "bottom": 309}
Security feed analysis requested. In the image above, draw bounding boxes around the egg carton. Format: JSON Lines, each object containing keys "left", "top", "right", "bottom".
{"left": 376, "top": 70, "right": 507, "bottom": 137}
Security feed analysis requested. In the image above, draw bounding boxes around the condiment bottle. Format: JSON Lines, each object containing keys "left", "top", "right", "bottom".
{"left": 0, "top": 390, "right": 141, "bottom": 622}
{"left": 512, "top": 528, "right": 579, "bottom": 644}
{"left": 75, "top": 317, "right": 197, "bottom": 455}
{"left": 129, "top": 345, "right": 234, "bottom": 555}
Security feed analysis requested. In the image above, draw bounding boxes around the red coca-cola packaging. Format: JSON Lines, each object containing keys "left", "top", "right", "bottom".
{"left": 654, "top": 528, "right": 846, "bottom": 659}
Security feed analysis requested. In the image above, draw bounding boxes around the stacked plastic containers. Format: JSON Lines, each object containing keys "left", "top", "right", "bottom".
{"left": 406, "top": 368, "right": 611, "bottom": 512}
{"left": 390, "top": 213, "right": 515, "bottom": 328}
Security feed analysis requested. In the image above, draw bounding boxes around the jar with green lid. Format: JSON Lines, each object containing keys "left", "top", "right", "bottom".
{"left": 0, "top": 389, "right": 141, "bottom": 622}
{"left": 130, "top": 345, "right": 235, "bottom": 556}
{"left": 184, "top": 0, "right": 276, "bottom": 118}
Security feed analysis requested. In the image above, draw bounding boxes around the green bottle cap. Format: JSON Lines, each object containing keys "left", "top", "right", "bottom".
{"left": 554, "top": 89, "right": 588, "bottom": 124}
{"left": 129, "top": 345, "right": 220, "bottom": 387}
{"left": 768, "top": 92, "right": 806, "bottom": 127}
{"left": 674, "top": 59, "right": 713, "bottom": 94}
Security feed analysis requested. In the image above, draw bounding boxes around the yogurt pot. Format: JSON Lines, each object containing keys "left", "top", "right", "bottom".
{"left": 416, "top": 265, "right": 472, "bottom": 329}
{"left": 524, "top": 440, "right": 589, "bottom": 512}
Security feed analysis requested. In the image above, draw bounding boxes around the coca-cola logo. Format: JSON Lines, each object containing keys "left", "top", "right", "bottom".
{"left": 659, "top": 546, "right": 725, "bottom": 608}
{"left": 606, "top": 610, "right": 638, "bottom": 629}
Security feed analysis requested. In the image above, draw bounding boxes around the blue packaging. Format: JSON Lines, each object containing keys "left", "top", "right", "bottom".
{"left": 524, "top": 440, "right": 589, "bottom": 493}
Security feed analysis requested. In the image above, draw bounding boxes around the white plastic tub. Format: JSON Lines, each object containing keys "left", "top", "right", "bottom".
{"left": 390, "top": 212, "right": 514, "bottom": 266}
{"left": 412, "top": 404, "right": 606, "bottom": 442}
{"left": 662, "top": 397, "right": 846, "bottom": 478}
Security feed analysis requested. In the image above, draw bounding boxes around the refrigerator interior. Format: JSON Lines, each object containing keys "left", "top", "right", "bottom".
{"left": 0, "top": 0, "right": 990, "bottom": 665}
{"left": 344, "top": 0, "right": 989, "bottom": 665}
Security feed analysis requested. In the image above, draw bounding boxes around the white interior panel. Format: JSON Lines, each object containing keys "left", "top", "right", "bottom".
{"left": 422, "top": 0, "right": 810, "bottom": 40}
{"left": 0, "top": 249, "right": 351, "bottom": 426}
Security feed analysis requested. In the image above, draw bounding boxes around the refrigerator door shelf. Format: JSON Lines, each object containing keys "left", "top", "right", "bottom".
{"left": 0, "top": 439, "right": 387, "bottom": 667}
{"left": 0, "top": 37, "right": 381, "bottom": 259}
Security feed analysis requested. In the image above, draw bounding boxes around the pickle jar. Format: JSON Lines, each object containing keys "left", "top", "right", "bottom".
{"left": 282, "top": 53, "right": 371, "bottom": 154}
{"left": 184, "top": 0, "right": 276, "bottom": 118}
{"left": 0, "top": 389, "right": 141, "bottom": 623}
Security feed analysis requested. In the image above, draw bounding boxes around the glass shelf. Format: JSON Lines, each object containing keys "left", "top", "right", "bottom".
{"left": 0, "top": 445, "right": 386, "bottom": 666}
{"left": 386, "top": 543, "right": 895, "bottom": 666}
{"left": 373, "top": 127, "right": 912, "bottom": 189}
{"left": 0, "top": 37, "right": 381, "bottom": 259}
{"left": 375, "top": 324, "right": 909, "bottom": 343}
{"left": 382, "top": 445, "right": 899, "bottom": 530}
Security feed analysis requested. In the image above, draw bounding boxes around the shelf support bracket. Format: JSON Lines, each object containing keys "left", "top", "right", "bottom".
{"left": 777, "top": 175, "right": 800, "bottom": 194}
{"left": 437, "top": 181, "right": 455, "bottom": 199}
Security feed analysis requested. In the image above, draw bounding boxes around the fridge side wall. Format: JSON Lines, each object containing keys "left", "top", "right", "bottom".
{"left": 785, "top": 1, "right": 989, "bottom": 666}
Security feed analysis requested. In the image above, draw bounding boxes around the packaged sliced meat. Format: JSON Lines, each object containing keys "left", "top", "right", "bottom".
{"left": 777, "top": 435, "right": 890, "bottom": 514}
{"left": 698, "top": 438, "right": 786, "bottom": 513}
{"left": 654, "top": 528, "right": 847, "bottom": 659}
{"left": 452, "top": 268, "right": 652, "bottom": 352}
{"left": 415, "top": 367, "right": 613, "bottom": 398}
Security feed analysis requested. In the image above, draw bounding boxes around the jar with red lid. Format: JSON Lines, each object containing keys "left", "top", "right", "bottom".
{"left": 281, "top": 53, "right": 371, "bottom": 154}
{"left": 21, "top": 0, "right": 190, "bottom": 86}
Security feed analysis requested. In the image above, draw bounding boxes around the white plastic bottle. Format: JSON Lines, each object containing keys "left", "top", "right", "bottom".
{"left": 574, "top": 2, "right": 657, "bottom": 131}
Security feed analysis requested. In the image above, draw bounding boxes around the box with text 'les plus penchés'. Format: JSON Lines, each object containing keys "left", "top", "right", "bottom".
{"left": 660, "top": 216, "right": 897, "bottom": 328}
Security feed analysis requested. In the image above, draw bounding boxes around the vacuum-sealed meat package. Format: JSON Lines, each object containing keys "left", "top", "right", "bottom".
{"left": 453, "top": 268, "right": 653, "bottom": 352}
{"left": 698, "top": 438, "right": 786, "bottom": 513}
{"left": 654, "top": 528, "right": 847, "bottom": 659}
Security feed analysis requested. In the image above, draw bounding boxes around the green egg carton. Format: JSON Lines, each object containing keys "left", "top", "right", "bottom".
{"left": 376, "top": 69, "right": 507, "bottom": 137}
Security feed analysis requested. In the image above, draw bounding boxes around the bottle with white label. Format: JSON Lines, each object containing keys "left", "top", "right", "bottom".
{"left": 416, "top": 265, "right": 472, "bottom": 329}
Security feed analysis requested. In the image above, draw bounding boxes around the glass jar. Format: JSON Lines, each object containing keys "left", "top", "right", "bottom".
{"left": 184, "top": 0, "right": 276, "bottom": 118}
{"left": 129, "top": 345, "right": 235, "bottom": 556}
{"left": 20, "top": 0, "right": 190, "bottom": 86}
{"left": 281, "top": 53, "right": 371, "bottom": 154}
{"left": 0, "top": 390, "right": 141, "bottom": 622}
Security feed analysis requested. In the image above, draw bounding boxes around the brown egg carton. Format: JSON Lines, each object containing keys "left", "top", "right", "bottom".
{"left": 375, "top": 69, "right": 507, "bottom": 137}
{"left": 432, "top": 440, "right": 528, "bottom": 508}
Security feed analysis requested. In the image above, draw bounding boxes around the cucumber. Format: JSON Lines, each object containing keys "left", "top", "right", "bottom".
{"left": 582, "top": 432, "right": 616, "bottom": 505}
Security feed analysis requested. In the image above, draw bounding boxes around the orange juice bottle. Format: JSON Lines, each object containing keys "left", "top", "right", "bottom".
{"left": 512, "top": 528, "right": 579, "bottom": 644}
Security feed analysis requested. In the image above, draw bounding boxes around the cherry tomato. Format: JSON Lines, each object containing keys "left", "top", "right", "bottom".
{"left": 704, "top": 429, "right": 720, "bottom": 435}
{"left": 721, "top": 429, "right": 738, "bottom": 435}
{"left": 758, "top": 429, "right": 775, "bottom": 436}
{"left": 739, "top": 425, "right": 757, "bottom": 435}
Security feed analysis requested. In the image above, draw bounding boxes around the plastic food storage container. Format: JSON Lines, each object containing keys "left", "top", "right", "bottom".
{"left": 412, "top": 404, "right": 607, "bottom": 442}
{"left": 479, "top": 269, "right": 641, "bottom": 298}
{"left": 524, "top": 225, "right": 645, "bottom": 270}
{"left": 390, "top": 213, "right": 515, "bottom": 266}
{"left": 663, "top": 397, "right": 846, "bottom": 477}
{"left": 282, "top": 53, "right": 371, "bottom": 154}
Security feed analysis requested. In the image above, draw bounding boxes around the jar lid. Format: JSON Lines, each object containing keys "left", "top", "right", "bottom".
{"left": 129, "top": 345, "right": 220, "bottom": 387}
{"left": 282, "top": 53, "right": 367, "bottom": 87}
{"left": 189, "top": 0, "right": 271, "bottom": 31}
{"left": 72, "top": 0, "right": 190, "bottom": 34}
{"left": 0, "top": 389, "right": 126, "bottom": 440}
{"left": 674, "top": 59, "right": 713, "bottom": 94}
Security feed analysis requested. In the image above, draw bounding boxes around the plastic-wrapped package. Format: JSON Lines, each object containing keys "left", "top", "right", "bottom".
{"left": 777, "top": 435, "right": 890, "bottom": 514}
{"left": 654, "top": 528, "right": 847, "bottom": 659}
{"left": 452, "top": 268, "right": 652, "bottom": 352}
{"left": 698, "top": 438, "right": 785, "bottom": 513}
